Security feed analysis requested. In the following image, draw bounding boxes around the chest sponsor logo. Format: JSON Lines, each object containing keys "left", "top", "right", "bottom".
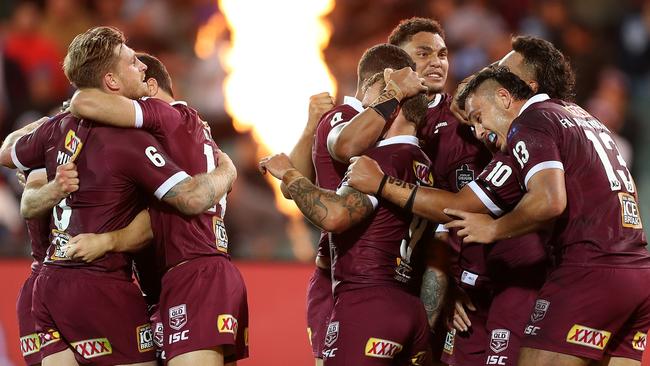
{"left": 633, "top": 332, "right": 646, "bottom": 351}
{"left": 490, "top": 329, "right": 510, "bottom": 353}
{"left": 153, "top": 322, "right": 164, "bottom": 348}
{"left": 169, "top": 304, "right": 188, "bottom": 330}
{"left": 456, "top": 164, "right": 474, "bottom": 190}
{"left": 566, "top": 324, "right": 611, "bottom": 350}
{"left": 20, "top": 333, "right": 40, "bottom": 356}
{"left": 214, "top": 217, "right": 229, "bottom": 253}
{"left": 365, "top": 337, "right": 403, "bottom": 359}
{"left": 39, "top": 329, "right": 61, "bottom": 348}
{"left": 443, "top": 329, "right": 455, "bottom": 355}
{"left": 71, "top": 338, "right": 112, "bottom": 359}
{"left": 64, "top": 129, "right": 83, "bottom": 161}
{"left": 619, "top": 193, "right": 643, "bottom": 229}
{"left": 137, "top": 324, "right": 154, "bottom": 352}
{"left": 324, "top": 321, "right": 339, "bottom": 348}
{"left": 413, "top": 161, "right": 434, "bottom": 186}
{"left": 530, "top": 299, "right": 550, "bottom": 323}
{"left": 217, "top": 314, "right": 238, "bottom": 336}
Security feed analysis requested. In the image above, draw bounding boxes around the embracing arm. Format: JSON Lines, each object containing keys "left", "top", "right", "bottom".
{"left": 21, "top": 164, "right": 79, "bottom": 219}
{"left": 0, "top": 117, "right": 48, "bottom": 168}
{"left": 490, "top": 168, "right": 565, "bottom": 240}
{"left": 162, "top": 151, "right": 237, "bottom": 216}
{"left": 283, "top": 169, "right": 374, "bottom": 233}
{"left": 69, "top": 89, "right": 137, "bottom": 127}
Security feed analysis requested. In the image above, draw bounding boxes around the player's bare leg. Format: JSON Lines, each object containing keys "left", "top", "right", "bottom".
{"left": 600, "top": 356, "right": 640, "bottom": 366}
{"left": 518, "top": 347, "right": 593, "bottom": 366}
{"left": 315, "top": 358, "right": 323, "bottom": 366}
{"left": 41, "top": 348, "right": 79, "bottom": 366}
{"left": 116, "top": 362, "right": 157, "bottom": 366}
{"left": 168, "top": 347, "right": 225, "bottom": 366}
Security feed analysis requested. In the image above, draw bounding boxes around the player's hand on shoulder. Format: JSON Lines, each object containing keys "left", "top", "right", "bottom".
{"left": 54, "top": 162, "right": 80, "bottom": 199}
{"left": 64, "top": 232, "right": 113, "bottom": 263}
{"left": 345, "top": 155, "right": 384, "bottom": 194}
{"left": 307, "top": 92, "right": 335, "bottom": 131}
{"left": 258, "top": 153, "right": 295, "bottom": 180}
{"left": 16, "top": 171, "right": 26, "bottom": 188}
{"left": 384, "top": 67, "right": 427, "bottom": 100}
{"left": 443, "top": 208, "right": 497, "bottom": 244}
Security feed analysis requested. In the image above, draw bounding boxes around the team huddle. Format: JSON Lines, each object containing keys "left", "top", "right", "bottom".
{"left": 259, "top": 17, "right": 650, "bottom": 366}
{"left": 0, "top": 15, "right": 648, "bottom": 366}
{"left": 1, "top": 27, "right": 246, "bottom": 366}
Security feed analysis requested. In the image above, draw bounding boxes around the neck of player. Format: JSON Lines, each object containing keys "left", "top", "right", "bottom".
{"left": 384, "top": 113, "right": 416, "bottom": 139}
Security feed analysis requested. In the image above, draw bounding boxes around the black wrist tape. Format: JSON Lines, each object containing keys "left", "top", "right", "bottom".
{"left": 376, "top": 174, "right": 388, "bottom": 197}
{"left": 403, "top": 185, "right": 419, "bottom": 213}
{"left": 370, "top": 98, "right": 399, "bottom": 122}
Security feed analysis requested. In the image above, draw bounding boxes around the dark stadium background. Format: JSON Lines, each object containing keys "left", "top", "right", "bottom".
{"left": 0, "top": 0, "right": 648, "bottom": 364}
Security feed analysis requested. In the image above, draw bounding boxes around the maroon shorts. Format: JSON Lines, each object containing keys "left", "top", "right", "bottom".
{"left": 306, "top": 266, "right": 334, "bottom": 358}
{"left": 17, "top": 271, "right": 41, "bottom": 365}
{"left": 440, "top": 287, "right": 490, "bottom": 366}
{"left": 322, "top": 286, "right": 431, "bottom": 365}
{"left": 484, "top": 285, "right": 539, "bottom": 365}
{"left": 32, "top": 266, "right": 155, "bottom": 365}
{"left": 160, "top": 256, "right": 248, "bottom": 363}
{"left": 522, "top": 265, "right": 650, "bottom": 361}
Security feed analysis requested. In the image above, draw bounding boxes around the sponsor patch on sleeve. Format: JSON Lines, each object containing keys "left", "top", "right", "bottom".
{"left": 364, "top": 337, "right": 403, "bottom": 359}
{"left": 566, "top": 324, "right": 611, "bottom": 350}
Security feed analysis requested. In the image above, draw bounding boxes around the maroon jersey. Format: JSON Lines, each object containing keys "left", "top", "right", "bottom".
{"left": 11, "top": 112, "right": 188, "bottom": 276}
{"left": 507, "top": 94, "right": 649, "bottom": 267}
{"left": 23, "top": 168, "right": 51, "bottom": 272}
{"left": 312, "top": 96, "right": 363, "bottom": 258}
{"left": 134, "top": 98, "right": 226, "bottom": 270}
{"left": 462, "top": 151, "right": 548, "bottom": 287}
{"left": 331, "top": 135, "right": 434, "bottom": 295}
{"left": 419, "top": 93, "right": 492, "bottom": 283}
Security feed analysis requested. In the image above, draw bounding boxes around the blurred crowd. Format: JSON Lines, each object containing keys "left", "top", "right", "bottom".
{"left": 0, "top": 0, "right": 648, "bottom": 260}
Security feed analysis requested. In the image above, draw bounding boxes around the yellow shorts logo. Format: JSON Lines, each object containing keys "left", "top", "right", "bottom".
{"left": 566, "top": 325, "right": 611, "bottom": 350}
{"left": 217, "top": 314, "right": 238, "bottom": 337}
{"left": 633, "top": 332, "right": 646, "bottom": 351}
{"left": 71, "top": 338, "right": 112, "bottom": 359}
{"left": 20, "top": 333, "right": 40, "bottom": 356}
{"left": 365, "top": 337, "right": 403, "bottom": 359}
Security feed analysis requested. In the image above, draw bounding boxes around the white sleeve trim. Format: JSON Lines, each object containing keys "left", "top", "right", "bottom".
{"left": 467, "top": 181, "right": 504, "bottom": 216}
{"left": 524, "top": 161, "right": 564, "bottom": 189}
{"left": 133, "top": 100, "right": 144, "bottom": 128}
{"left": 154, "top": 171, "right": 191, "bottom": 200}
{"left": 435, "top": 223, "right": 448, "bottom": 233}
{"left": 11, "top": 142, "right": 28, "bottom": 171}
{"left": 30, "top": 168, "right": 46, "bottom": 174}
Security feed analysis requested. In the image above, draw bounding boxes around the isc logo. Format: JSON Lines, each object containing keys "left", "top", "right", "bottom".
{"left": 487, "top": 355, "right": 507, "bottom": 365}
{"left": 169, "top": 330, "right": 189, "bottom": 344}
{"left": 524, "top": 325, "right": 540, "bottom": 336}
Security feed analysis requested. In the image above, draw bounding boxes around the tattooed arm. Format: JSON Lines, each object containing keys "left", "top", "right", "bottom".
{"left": 421, "top": 266, "right": 448, "bottom": 329}
{"left": 162, "top": 150, "right": 236, "bottom": 215}
{"left": 284, "top": 170, "right": 374, "bottom": 233}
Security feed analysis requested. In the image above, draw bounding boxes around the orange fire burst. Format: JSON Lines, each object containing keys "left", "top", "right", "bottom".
{"left": 196, "top": 0, "right": 336, "bottom": 261}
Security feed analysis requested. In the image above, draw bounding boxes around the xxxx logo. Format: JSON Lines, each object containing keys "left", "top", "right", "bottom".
{"left": 365, "top": 337, "right": 403, "bottom": 359}
{"left": 566, "top": 325, "right": 611, "bottom": 350}
{"left": 633, "top": 332, "right": 646, "bottom": 351}
{"left": 217, "top": 314, "right": 238, "bottom": 336}
{"left": 20, "top": 333, "right": 40, "bottom": 356}
{"left": 71, "top": 338, "right": 112, "bottom": 359}
{"left": 39, "top": 329, "right": 61, "bottom": 348}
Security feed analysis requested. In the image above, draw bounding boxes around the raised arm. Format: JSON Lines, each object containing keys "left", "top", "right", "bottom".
{"left": 21, "top": 164, "right": 79, "bottom": 219}
{"left": 69, "top": 88, "right": 137, "bottom": 127}
{"left": 162, "top": 150, "right": 237, "bottom": 216}
{"left": 0, "top": 117, "right": 49, "bottom": 168}
{"left": 65, "top": 209, "right": 153, "bottom": 262}
{"left": 280, "top": 92, "right": 334, "bottom": 199}
{"left": 260, "top": 153, "right": 374, "bottom": 233}
{"left": 345, "top": 156, "right": 490, "bottom": 223}
{"left": 328, "top": 67, "right": 427, "bottom": 162}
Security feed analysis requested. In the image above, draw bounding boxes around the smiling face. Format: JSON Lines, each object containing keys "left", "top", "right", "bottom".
{"left": 401, "top": 31, "right": 449, "bottom": 95}
{"left": 465, "top": 83, "right": 517, "bottom": 152}
{"left": 111, "top": 44, "right": 149, "bottom": 99}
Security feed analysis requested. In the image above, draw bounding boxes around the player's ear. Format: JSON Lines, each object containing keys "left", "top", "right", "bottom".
{"left": 103, "top": 72, "right": 119, "bottom": 92}
{"left": 146, "top": 78, "right": 158, "bottom": 97}
{"left": 527, "top": 80, "right": 539, "bottom": 94}
{"left": 495, "top": 88, "right": 511, "bottom": 110}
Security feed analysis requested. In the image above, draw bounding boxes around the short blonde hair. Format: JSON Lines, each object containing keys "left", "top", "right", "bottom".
{"left": 63, "top": 26, "right": 126, "bottom": 88}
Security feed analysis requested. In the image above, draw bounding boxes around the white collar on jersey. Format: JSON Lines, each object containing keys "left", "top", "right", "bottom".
{"left": 170, "top": 101, "right": 188, "bottom": 106}
{"left": 428, "top": 93, "right": 443, "bottom": 108}
{"left": 343, "top": 96, "right": 364, "bottom": 113}
{"left": 376, "top": 135, "right": 419, "bottom": 147}
{"left": 518, "top": 93, "right": 550, "bottom": 116}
